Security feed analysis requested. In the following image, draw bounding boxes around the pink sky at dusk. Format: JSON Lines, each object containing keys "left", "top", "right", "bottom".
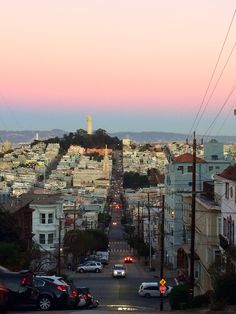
{"left": 0, "top": 0, "right": 236, "bottom": 134}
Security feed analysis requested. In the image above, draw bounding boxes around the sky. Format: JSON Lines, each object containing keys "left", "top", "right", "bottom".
{"left": 1, "top": 0, "right": 236, "bottom": 136}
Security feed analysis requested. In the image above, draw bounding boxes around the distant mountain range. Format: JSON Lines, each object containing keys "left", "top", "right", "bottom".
{"left": 1, "top": 129, "right": 236, "bottom": 145}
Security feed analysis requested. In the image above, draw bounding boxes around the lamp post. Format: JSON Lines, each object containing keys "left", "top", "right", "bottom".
{"left": 147, "top": 193, "right": 152, "bottom": 271}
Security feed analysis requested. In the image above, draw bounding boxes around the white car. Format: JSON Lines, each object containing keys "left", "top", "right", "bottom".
{"left": 138, "top": 282, "right": 172, "bottom": 297}
{"left": 76, "top": 261, "right": 103, "bottom": 273}
{"left": 112, "top": 264, "right": 126, "bottom": 278}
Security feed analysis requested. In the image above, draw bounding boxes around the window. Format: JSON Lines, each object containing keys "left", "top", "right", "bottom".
{"left": 230, "top": 187, "right": 233, "bottom": 198}
{"left": 211, "top": 155, "right": 218, "bottom": 160}
{"left": 187, "top": 166, "right": 193, "bottom": 172}
{"left": 48, "top": 233, "right": 54, "bottom": 244}
{"left": 217, "top": 217, "right": 221, "bottom": 236}
{"left": 223, "top": 217, "right": 227, "bottom": 237}
{"left": 39, "top": 234, "right": 46, "bottom": 244}
{"left": 209, "top": 166, "right": 213, "bottom": 171}
{"left": 225, "top": 183, "right": 229, "bottom": 199}
{"left": 177, "top": 166, "right": 184, "bottom": 173}
{"left": 48, "top": 213, "right": 53, "bottom": 224}
{"left": 40, "top": 213, "right": 46, "bottom": 224}
{"left": 214, "top": 250, "right": 222, "bottom": 266}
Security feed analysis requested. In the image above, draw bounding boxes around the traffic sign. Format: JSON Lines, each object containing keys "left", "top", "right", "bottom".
{"left": 159, "top": 278, "right": 166, "bottom": 286}
{"left": 159, "top": 285, "right": 167, "bottom": 294}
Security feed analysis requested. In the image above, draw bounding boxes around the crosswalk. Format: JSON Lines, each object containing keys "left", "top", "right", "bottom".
{"left": 110, "top": 248, "right": 130, "bottom": 253}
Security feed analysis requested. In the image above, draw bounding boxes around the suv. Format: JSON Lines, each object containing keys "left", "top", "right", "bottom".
{"left": 76, "top": 261, "right": 103, "bottom": 273}
{"left": 33, "top": 277, "right": 78, "bottom": 311}
{"left": 0, "top": 268, "right": 38, "bottom": 310}
{"left": 112, "top": 264, "right": 126, "bottom": 278}
{"left": 138, "top": 282, "right": 172, "bottom": 297}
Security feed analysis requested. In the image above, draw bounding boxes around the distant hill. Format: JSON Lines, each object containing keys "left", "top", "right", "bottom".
{"left": 1, "top": 129, "right": 236, "bottom": 145}
{"left": 110, "top": 131, "right": 236, "bottom": 144}
{"left": 0, "top": 129, "right": 67, "bottom": 146}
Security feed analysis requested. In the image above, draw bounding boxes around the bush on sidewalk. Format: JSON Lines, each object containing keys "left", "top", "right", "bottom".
{"left": 169, "top": 283, "right": 191, "bottom": 310}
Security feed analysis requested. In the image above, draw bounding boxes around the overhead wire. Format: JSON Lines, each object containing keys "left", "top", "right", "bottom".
{"left": 188, "top": 9, "right": 236, "bottom": 140}
{"left": 203, "top": 85, "right": 236, "bottom": 139}
{"left": 195, "top": 42, "right": 236, "bottom": 141}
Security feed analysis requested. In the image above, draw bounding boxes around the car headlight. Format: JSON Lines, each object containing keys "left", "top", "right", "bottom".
{"left": 113, "top": 271, "right": 118, "bottom": 275}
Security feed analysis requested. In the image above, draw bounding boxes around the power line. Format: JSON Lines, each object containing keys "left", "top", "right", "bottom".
{"left": 203, "top": 85, "right": 236, "bottom": 138}
{"left": 188, "top": 9, "right": 236, "bottom": 139}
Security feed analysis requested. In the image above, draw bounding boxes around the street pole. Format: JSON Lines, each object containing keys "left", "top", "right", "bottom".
{"left": 58, "top": 218, "right": 62, "bottom": 275}
{"left": 137, "top": 201, "right": 140, "bottom": 240}
{"left": 73, "top": 201, "right": 76, "bottom": 230}
{"left": 190, "top": 132, "right": 196, "bottom": 298}
{"left": 160, "top": 194, "right": 165, "bottom": 311}
{"left": 148, "top": 193, "right": 152, "bottom": 271}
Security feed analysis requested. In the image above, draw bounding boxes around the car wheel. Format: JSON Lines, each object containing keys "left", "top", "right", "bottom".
{"left": 95, "top": 268, "right": 100, "bottom": 273}
{"left": 79, "top": 268, "right": 84, "bottom": 273}
{"left": 38, "top": 295, "right": 53, "bottom": 311}
{"left": 144, "top": 293, "right": 151, "bottom": 298}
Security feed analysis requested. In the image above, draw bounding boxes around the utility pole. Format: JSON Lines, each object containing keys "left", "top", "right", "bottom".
{"left": 141, "top": 205, "right": 144, "bottom": 241}
{"left": 160, "top": 194, "right": 165, "bottom": 311}
{"left": 58, "top": 217, "right": 62, "bottom": 275}
{"left": 73, "top": 201, "right": 76, "bottom": 231}
{"left": 190, "top": 132, "right": 196, "bottom": 298}
{"left": 148, "top": 193, "right": 152, "bottom": 271}
{"left": 137, "top": 201, "right": 140, "bottom": 240}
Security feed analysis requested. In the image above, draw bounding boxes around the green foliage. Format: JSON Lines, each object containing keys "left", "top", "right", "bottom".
{"left": 169, "top": 283, "right": 191, "bottom": 310}
{"left": 63, "top": 229, "right": 108, "bottom": 264}
{"left": 190, "top": 293, "right": 209, "bottom": 308}
{"left": 0, "top": 242, "right": 28, "bottom": 270}
{"left": 86, "top": 229, "right": 109, "bottom": 251}
{"left": 128, "top": 237, "right": 153, "bottom": 257}
{"left": 0, "top": 210, "right": 21, "bottom": 242}
{"left": 41, "top": 128, "right": 121, "bottom": 152}
{"left": 213, "top": 272, "right": 236, "bottom": 305}
{"left": 123, "top": 171, "right": 150, "bottom": 189}
{"left": 98, "top": 212, "right": 111, "bottom": 227}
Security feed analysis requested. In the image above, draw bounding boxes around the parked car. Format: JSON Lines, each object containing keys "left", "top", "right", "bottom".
{"left": 0, "top": 268, "right": 38, "bottom": 310}
{"left": 75, "top": 287, "right": 99, "bottom": 309}
{"left": 0, "top": 281, "right": 8, "bottom": 313}
{"left": 124, "top": 256, "right": 133, "bottom": 263}
{"left": 76, "top": 261, "right": 103, "bottom": 273}
{"left": 138, "top": 282, "right": 172, "bottom": 298}
{"left": 33, "top": 277, "right": 78, "bottom": 311}
{"left": 112, "top": 264, "right": 126, "bottom": 278}
{"left": 35, "top": 275, "right": 69, "bottom": 287}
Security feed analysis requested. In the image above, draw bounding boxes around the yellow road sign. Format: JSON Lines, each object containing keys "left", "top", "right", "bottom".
{"left": 160, "top": 278, "right": 166, "bottom": 286}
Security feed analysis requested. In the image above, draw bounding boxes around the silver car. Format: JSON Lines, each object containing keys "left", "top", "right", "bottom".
{"left": 76, "top": 261, "right": 103, "bottom": 273}
{"left": 112, "top": 264, "right": 126, "bottom": 278}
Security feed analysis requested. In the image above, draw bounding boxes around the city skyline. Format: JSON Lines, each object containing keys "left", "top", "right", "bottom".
{"left": 1, "top": 1, "right": 236, "bottom": 136}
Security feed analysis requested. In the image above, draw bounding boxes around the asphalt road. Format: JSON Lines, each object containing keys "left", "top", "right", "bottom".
{"left": 10, "top": 222, "right": 171, "bottom": 313}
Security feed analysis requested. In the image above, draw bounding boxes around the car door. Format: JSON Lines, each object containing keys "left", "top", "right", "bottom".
{"left": 83, "top": 262, "right": 91, "bottom": 271}
{"left": 89, "top": 262, "right": 97, "bottom": 271}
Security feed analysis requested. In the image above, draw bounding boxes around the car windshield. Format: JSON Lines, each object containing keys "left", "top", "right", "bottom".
{"left": 113, "top": 265, "right": 124, "bottom": 270}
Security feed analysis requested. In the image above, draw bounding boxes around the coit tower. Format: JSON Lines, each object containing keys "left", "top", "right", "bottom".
{"left": 87, "top": 114, "right": 93, "bottom": 135}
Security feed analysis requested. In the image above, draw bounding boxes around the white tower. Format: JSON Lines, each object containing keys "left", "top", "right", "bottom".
{"left": 103, "top": 145, "right": 110, "bottom": 179}
{"left": 87, "top": 114, "right": 93, "bottom": 135}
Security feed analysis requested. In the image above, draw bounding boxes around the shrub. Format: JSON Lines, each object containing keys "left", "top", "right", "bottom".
{"left": 169, "top": 283, "right": 191, "bottom": 310}
{"left": 191, "top": 294, "right": 209, "bottom": 308}
{"left": 213, "top": 273, "right": 236, "bottom": 305}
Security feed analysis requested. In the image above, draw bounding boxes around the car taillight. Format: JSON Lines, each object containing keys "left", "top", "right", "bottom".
{"left": 21, "top": 276, "right": 32, "bottom": 286}
{"left": 56, "top": 285, "right": 67, "bottom": 292}
{"left": 70, "top": 290, "right": 78, "bottom": 297}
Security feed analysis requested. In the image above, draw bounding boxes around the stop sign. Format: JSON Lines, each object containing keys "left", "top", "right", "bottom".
{"left": 159, "top": 285, "right": 167, "bottom": 294}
